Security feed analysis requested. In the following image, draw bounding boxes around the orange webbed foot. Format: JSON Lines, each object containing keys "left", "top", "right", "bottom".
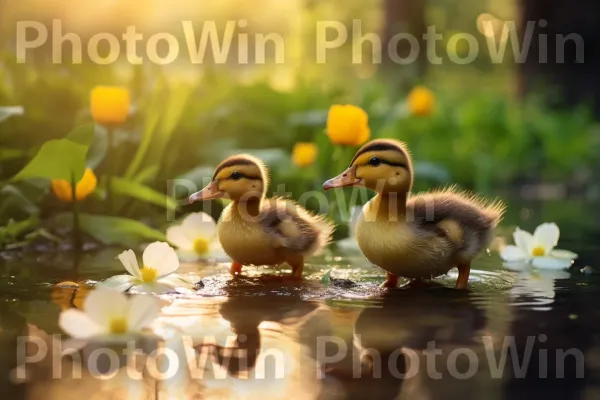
{"left": 455, "top": 262, "right": 471, "bottom": 289}
{"left": 230, "top": 261, "right": 243, "bottom": 277}
{"left": 380, "top": 272, "right": 399, "bottom": 289}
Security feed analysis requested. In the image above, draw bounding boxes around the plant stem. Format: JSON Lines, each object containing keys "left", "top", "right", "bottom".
{"left": 71, "top": 173, "right": 81, "bottom": 251}
{"left": 105, "top": 126, "right": 114, "bottom": 214}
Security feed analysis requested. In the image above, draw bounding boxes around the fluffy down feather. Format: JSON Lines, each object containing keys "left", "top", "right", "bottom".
{"left": 407, "top": 186, "right": 505, "bottom": 258}
{"left": 260, "top": 198, "right": 334, "bottom": 256}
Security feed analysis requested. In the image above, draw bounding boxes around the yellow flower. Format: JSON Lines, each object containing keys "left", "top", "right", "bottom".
{"left": 407, "top": 86, "right": 436, "bottom": 116}
{"left": 292, "top": 142, "right": 317, "bottom": 167}
{"left": 51, "top": 168, "right": 97, "bottom": 202}
{"left": 326, "top": 104, "right": 371, "bottom": 146}
{"left": 90, "top": 86, "right": 131, "bottom": 126}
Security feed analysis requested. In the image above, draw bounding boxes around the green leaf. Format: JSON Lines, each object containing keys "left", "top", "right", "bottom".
{"left": 0, "top": 184, "right": 40, "bottom": 223}
{"left": 67, "top": 124, "right": 106, "bottom": 169}
{"left": 321, "top": 269, "right": 332, "bottom": 285}
{"left": 11, "top": 139, "right": 88, "bottom": 182}
{"left": 124, "top": 79, "right": 194, "bottom": 180}
{"left": 0, "top": 216, "right": 38, "bottom": 246}
{"left": 65, "top": 124, "right": 96, "bottom": 146}
{"left": 55, "top": 213, "right": 166, "bottom": 247}
{"left": 124, "top": 104, "right": 161, "bottom": 180}
{"left": 111, "top": 176, "right": 178, "bottom": 211}
{"left": 132, "top": 165, "right": 159, "bottom": 184}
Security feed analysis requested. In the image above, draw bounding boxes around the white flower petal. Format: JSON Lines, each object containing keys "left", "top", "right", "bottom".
{"left": 531, "top": 256, "right": 573, "bottom": 270}
{"left": 127, "top": 295, "right": 160, "bottom": 331}
{"left": 549, "top": 249, "right": 578, "bottom": 260}
{"left": 117, "top": 249, "right": 141, "bottom": 279}
{"left": 142, "top": 242, "right": 179, "bottom": 278}
{"left": 159, "top": 275, "right": 197, "bottom": 290}
{"left": 533, "top": 223, "right": 560, "bottom": 254}
{"left": 513, "top": 228, "right": 534, "bottom": 254}
{"left": 84, "top": 289, "right": 128, "bottom": 327}
{"left": 182, "top": 212, "right": 217, "bottom": 240}
{"left": 59, "top": 309, "right": 106, "bottom": 338}
{"left": 129, "top": 282, "right": 174, "bottom": 294}
{"left": 503, "top": 261, "right": 532, "bottom": 272}
{"left": 166, "top": 225, "right": 193, "bottom": 251}
{"left": 97, "top": 275, "right": 136, "bottom": 292}
{"left": 500, "top": 245, "right": 529, "bottom": 262}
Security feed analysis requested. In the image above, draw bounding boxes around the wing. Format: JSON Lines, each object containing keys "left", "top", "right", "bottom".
{"left": 407, "top": 187, "right": 505, "bottom": 256}
{"left": 259, "top": 198, "right": 326, "bottom": 254}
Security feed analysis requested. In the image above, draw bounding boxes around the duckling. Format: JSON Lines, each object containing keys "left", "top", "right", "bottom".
{"left": 323, "top": 139, "right": 505, "bottom": 289}
{"left": 189, "top": 154, "right": 334, "bottom": 279}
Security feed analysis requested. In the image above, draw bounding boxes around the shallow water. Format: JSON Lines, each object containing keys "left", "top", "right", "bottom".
{"left": 2, "top": 199, "right": 600, "bottom": 399}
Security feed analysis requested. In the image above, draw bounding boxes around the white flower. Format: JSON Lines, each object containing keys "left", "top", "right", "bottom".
{"left": 59, "top": 288, "right": 160, "bottom": 339}
{"left": 500, "top": 223, "right": 578, "bottom": 270}
{"left": 336, "top": 206, "right": 363, "bottom": 252}
{"left": 166, "top": 212, "right": 226, "bottom": 261}
{"left": 99, "top": 241, "right": 194, "bottom": 294}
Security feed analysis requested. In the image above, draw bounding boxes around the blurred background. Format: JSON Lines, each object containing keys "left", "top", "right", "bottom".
{"left": 0, "top": 0, "right": 599, "bottom": 248}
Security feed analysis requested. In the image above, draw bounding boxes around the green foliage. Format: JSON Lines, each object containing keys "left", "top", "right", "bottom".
{"left": 0, "top": 62, "right": 598, "bottom": 250}
{"left": 124, "top": 76, "right": 194, "bottom": 182}
{"left": 111, "top": 176, "right": 178, "bottom": 212}
{"left": 65, "top": 123, "right": 96, "bottom": 146}
{"left": 0, "top": 182, "right": 42, "bottom": 223}
{"left": 0, "top": 217, "right": 38, "bottom": 248}
{"left": 54, "top": 213, "right": 166, "bottom": 247}
{"left": 10, "top": 138, "right": 88, "bottom": 182}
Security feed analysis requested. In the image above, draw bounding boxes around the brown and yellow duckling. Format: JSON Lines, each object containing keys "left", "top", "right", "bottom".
{"left": 323, "top": 139, "right": 505, "bottom": 289}
{"left": 189, "top": 154, "right": 334, "bottom": 279}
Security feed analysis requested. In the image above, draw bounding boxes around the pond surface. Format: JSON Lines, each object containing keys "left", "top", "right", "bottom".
{"left": 2, "top": 199, "right": 600, "bottom": 399}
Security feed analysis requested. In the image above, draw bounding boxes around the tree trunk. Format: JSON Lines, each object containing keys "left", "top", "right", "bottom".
{"left": 519, "top": 0, "right": 600, "bottom": 115}
{"left": 381, "top": 0, "right": 427, "bottom": 88}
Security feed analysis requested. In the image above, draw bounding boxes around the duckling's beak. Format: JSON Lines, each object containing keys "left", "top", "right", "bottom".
{"left": 323, "top": 166, "right": 361, "bottom": 190}
{"left": 189, "top": 181, "right": 224, "bottom": 203}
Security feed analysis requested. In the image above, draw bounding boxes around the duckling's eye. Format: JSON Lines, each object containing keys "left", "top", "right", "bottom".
{"left": 230, "top": 172, "right": 242, "bottom": 180}
{"left": 368, "top": 157, "right": 381, "bottom": 167}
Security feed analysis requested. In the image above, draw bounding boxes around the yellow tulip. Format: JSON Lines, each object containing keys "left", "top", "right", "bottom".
{"left": 51, "top": 168, "right": 97, "bottom": 202}
{"left": 292, "top": 142, "right": 317, "bottom": 167}
{"left": 326, "top": 104, "right": 371, "bottom": 146}
{"left": 407, "top": 86, "right": 436, "bottom": 116}
{"left": 90, "top": 86, "right": 131, "bottom": 125}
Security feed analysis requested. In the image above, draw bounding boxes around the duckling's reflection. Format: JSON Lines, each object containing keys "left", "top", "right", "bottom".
{"left": 213, "top": 296, "right": 321, "bottom": 377}
{"left": 163, "top": 285, "right": 332, "bottom": 399}
{"left": 326, "top": 287, "right": 487, "bottom": 400}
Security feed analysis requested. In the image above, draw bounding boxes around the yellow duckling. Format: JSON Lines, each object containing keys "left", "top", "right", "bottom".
{"left": 189, "top": 154, "right": 334, "bottom": 279}
{"left": 323, "top": 139, "right": 505, "bottom": 289}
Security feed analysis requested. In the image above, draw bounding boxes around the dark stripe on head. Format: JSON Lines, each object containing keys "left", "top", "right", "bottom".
{"left": 351, "top": 139, "right": 410, "bottom": 165}
{"left": 213, "top": 157, "right": 256, "bottom": 180}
